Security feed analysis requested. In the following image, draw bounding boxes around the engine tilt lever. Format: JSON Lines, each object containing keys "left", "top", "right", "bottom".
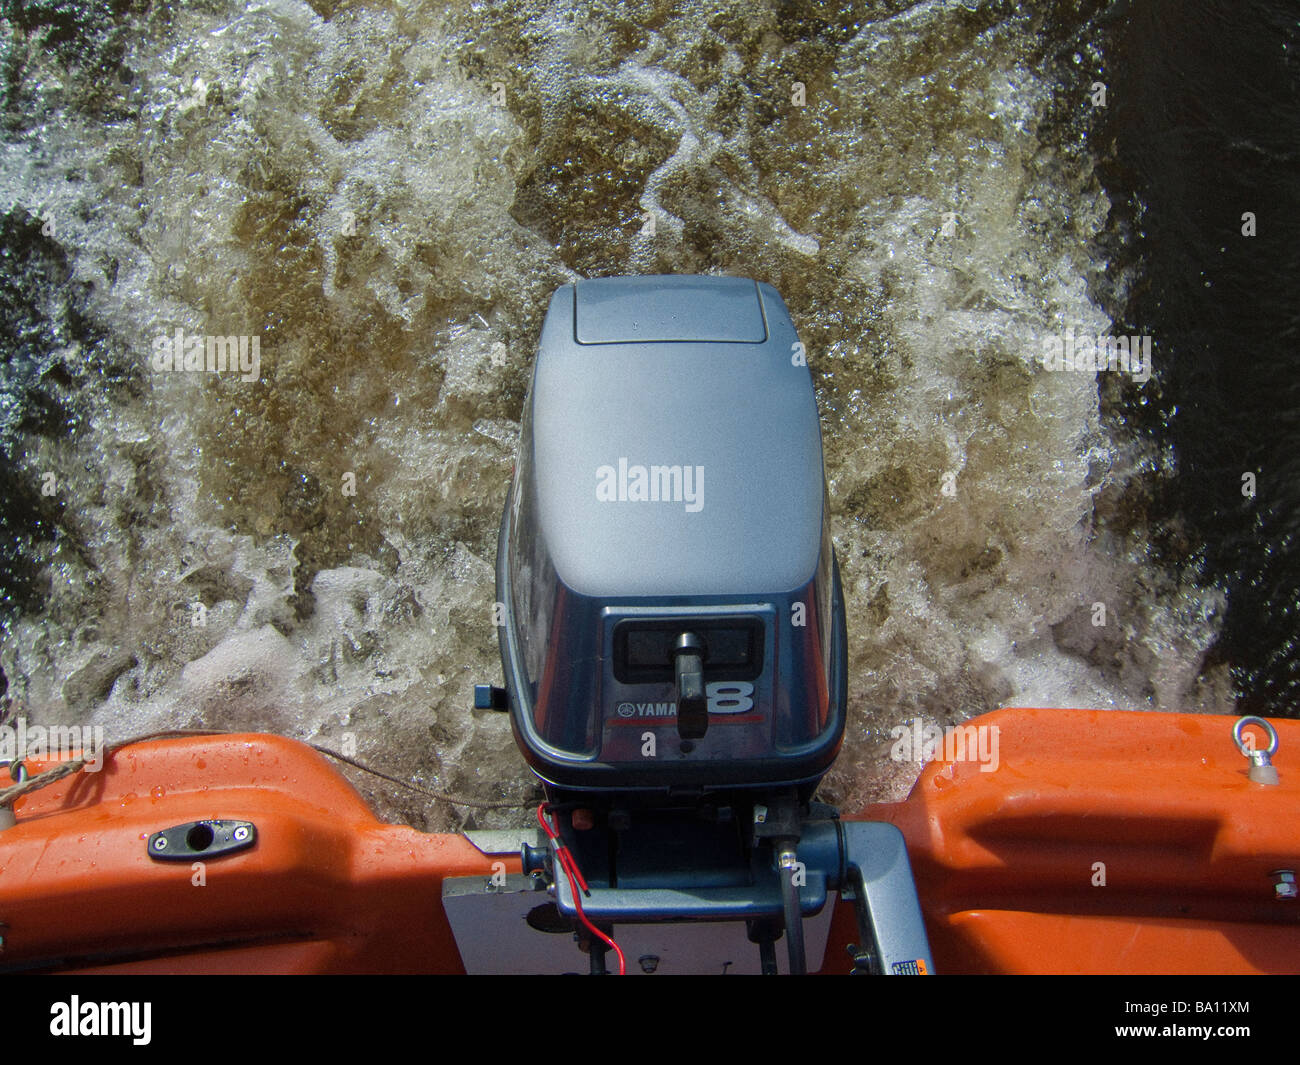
{"left": 674, "top": 632, "right": 708, "bottom": 740}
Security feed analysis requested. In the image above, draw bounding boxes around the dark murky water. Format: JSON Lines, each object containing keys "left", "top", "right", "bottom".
{"left": 0, "top": 0, "right": 1290, "bottom": 827}
{"left": 1093, "top": 0, "right": 1300, "bottom": 718}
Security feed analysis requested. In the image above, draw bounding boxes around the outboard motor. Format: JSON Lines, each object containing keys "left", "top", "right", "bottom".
{"left": 475, "top": 277, "right": 930, "bottom": 975}
{"left": 499, "top": 274, "right": 845, "bottom": 795}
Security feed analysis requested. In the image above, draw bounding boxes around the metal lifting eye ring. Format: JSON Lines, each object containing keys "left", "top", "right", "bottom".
{"left": 1233, "top": 715, "right": 1278, "bottom": 759}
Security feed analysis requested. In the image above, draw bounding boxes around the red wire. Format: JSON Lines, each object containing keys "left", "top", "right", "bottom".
{"left": 536, "top": 804, "right": 626, "bottom": 975}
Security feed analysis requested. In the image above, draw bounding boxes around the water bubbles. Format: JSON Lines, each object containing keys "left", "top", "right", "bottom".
{"left": 0, "top": 0, "right": 1227, "bottom": 825}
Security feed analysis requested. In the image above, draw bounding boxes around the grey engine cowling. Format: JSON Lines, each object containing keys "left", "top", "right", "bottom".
{"left": 496, "top": 275, "right": 847, "bottom": 796}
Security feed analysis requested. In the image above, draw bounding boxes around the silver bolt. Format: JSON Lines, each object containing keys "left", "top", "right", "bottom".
{"left": 1272, "top": 870, "right": 1297, "bottom": 900}
{"left": 638, "top": 954, "right": 660, "bottom": 974}
{"left": 233, "top": 825, "right": 250, "bottom": 842}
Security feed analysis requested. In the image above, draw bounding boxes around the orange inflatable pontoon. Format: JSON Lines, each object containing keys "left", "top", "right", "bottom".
{"left": 0, "top": 707, "right": 1294, "bottom": 974}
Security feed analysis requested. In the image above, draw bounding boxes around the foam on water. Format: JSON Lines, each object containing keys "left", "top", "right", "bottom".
{"left": 0, "top": 0, "right": 1230, "bottom": 825}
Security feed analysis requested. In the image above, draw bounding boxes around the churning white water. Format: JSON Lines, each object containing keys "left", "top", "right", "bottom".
{"left": 0, "top": 0, "right": 1230, "bottom": 828}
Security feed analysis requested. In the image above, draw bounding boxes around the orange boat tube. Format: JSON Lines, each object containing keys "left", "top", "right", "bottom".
{"left": 0, "top": 708, "right": 1295, "bottom": 974}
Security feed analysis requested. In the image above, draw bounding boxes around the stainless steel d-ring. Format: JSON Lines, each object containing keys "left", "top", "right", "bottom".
{"left": 1233, "top": 715, "right": 1279, "bottom": 758}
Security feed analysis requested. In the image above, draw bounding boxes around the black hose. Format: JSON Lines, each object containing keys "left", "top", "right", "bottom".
{"left": 778, "top": 844, "right": 807, "bottom": 975}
